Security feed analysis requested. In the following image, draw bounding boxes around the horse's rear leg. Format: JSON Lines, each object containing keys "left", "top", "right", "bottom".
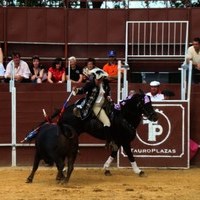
{"left": 26, "top": 152, "right": 41, "bottom": 183}
{"left": 103, "top": 150, "right": 118, "bottom": 176}
{"left": 122, "top": 143, "right": 144, "bottom": 176}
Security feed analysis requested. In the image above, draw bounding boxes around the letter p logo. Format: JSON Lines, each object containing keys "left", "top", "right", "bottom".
{"left": 148, "top": 122, "right": 163, "bottom": 141}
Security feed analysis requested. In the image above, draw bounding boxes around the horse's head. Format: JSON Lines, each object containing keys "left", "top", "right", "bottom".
{"left": 120, "top": 91, "right": 158, "bottom": 123}
{"left": 134, "top": 91, "right": 158, "bottom": 122}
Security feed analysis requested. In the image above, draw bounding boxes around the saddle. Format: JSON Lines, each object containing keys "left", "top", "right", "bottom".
{"left": 73, "top": 98, "right": 114, "bottom": 132}
{"left": 73, "top": 98, "right": 114, "bottom": 120}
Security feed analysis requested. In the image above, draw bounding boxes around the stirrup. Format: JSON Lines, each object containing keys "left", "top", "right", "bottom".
{"left": 73, "top": 107, "right": 81, "bottom": 118}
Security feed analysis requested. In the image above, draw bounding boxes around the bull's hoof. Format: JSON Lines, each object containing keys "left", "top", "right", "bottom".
{"left": 139, "top": 171, "right": 145, "bottom": 177}
{"left": 104, "top": 170, "right": 112, "bottom": 176}
{"left": 26, "top": 178, "right": 33, "bottom": 183}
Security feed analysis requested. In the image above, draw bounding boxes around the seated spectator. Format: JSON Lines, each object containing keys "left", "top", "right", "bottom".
{"left": 146, "top": 81, "right": 164, "bottom": 101}
{"left": 103, "top": 50, "right": 122, "bottom": 82}
{"left": 30, "top": 55, "right": 46, "bottom": 83}
{"left": 4, "top": 52, "right": 31, "bottom": 83}
{"left": 0, "top": 46, "right": 5, "bottom": 82}
{"left": 82, "top": 58, "right": 99, "bottom": 82}
{"left": 161, "top": 89, "right": 175, "bottom": 100}
{"left": 47, "top": 58, "right": 65, "bottom": 83}
{"left": 186, "top": 37, "right": 200, "bottom": 83}
{"left": 66, "top": 56, "right": 83, "bottom": 83}
{"left": 114, "top": 90, "right": 136, "bottom": 110}
{"left": 126, "top": 90, "right": 136, "bottom": 99}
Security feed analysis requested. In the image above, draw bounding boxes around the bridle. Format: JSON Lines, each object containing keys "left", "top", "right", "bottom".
{"left": 136, "top": 96, "right": 156, "bottom": 121}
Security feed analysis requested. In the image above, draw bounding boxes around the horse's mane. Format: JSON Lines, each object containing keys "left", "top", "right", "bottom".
{"left": 119, "top": 93, "right": 142, "bottom": 115}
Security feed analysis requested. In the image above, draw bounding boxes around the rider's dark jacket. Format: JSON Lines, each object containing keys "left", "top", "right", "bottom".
{"left": 76, "top": 78, "right": 110, "bottom": 119}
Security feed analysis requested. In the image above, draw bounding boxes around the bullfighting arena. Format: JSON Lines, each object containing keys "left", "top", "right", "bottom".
{"left": 0, "top": 166, "right": 200, "bottom": 200}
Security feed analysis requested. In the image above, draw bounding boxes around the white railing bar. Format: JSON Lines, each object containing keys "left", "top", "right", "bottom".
{"left": 68, "top": 43, "right": 125, "bottom": 45}
{"left": 144, "top": 23, "right": 146, "bottom": 56}
{"left": 131, "top": 23, "right": 134, "bottom": 59}
{"left": 0, "top": 143, "right": 106, "bottom": 147}
{"left": 127, "top": 21, "right": 189, "bottom": 24}
{"left": 137, "top": 23, "right": 140, "bottom": 56}
{"left": 127, "top": 55, "right": 185, "bottom": 57}
{"left": 162, "top": 22, "right": 164, "bottom": 55}
{"left": 168, "top": 23, "right": 171, "bottom": 55}
{"left": 174, "top": 22, "right": 176, "bottom": 55}
{"left": 128, "top": 43, "right": 186, "bottom": 45}
{"left": 155, "top": 22, "right": 158, "bottom": 55}
{"left": 149, "top": 22, "right": 152, "bottom": 56}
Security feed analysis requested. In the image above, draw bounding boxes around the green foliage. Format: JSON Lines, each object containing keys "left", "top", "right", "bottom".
{"left": 0, "top": 0, "right": 64, "bottom": 7}
{"left": 191, "top": 0, "right": 200, "bottom": 7}
{"left": 0, "top": 0, "right": 200, "bottom": 8}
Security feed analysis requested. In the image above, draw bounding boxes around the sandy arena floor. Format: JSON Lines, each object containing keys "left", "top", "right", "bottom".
{"left": 0, "top": 166, "right": 199, "bottom": 200}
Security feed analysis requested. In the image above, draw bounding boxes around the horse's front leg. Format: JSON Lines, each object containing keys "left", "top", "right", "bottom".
{"left": 122, "top": 143, "right": 144, "bottom": 176}
{"left": 103, "top": 149, "right": 118, "bottom": 176}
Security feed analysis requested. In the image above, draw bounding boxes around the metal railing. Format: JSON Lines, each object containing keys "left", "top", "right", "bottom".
{"left": 125, "top": 21, "right": 189, "bottom": 63}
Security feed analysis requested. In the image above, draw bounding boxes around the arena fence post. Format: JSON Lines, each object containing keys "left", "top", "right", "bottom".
{"left": 10, "top": 61, "right": 16, "bottom": 167}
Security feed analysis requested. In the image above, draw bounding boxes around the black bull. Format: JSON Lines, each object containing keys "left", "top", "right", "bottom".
{"left": 26, "top": 123, "right": 79, "bottom": 184}
{"left": 58, "top": 93, "right": 158, "bottom": 176}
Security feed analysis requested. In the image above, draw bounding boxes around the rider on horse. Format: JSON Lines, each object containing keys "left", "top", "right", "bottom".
{"left": 72, "top": 68, "right": 117, "bottom": 150}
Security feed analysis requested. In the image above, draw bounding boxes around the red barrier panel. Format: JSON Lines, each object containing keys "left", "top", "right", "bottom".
{"left": 119, "top": 102, "right": 189, "bottom": 168}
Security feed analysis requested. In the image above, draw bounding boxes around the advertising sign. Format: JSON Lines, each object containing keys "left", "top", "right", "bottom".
{"left": 119, "top": 102, "right": 189, "bottom": 168}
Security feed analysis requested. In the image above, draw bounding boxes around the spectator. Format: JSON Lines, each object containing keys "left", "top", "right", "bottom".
{"left": 47, "top": 58, "right": 65, "bottom": 83}
{"left": 146, "top": 81, "right": 164, "bottom": 101}
{"left": 161, "top": 89, "right": 175, "bottom": 100}
{"left": 82, "top": 58, "right": 99, "bottom": 82}
{"left": 30, "top": 55, "right": 46, "bottom": 83}
{"left": 4, "top": 52, "right": 31, "bottom": 83}
{"left": 103, "top": 50, "right": 121, "bottom": 82}
{"left": 0, "top": 46, "right": 5, "bottom": 82}
{"left": 126, "top": 90, "right": 136, "bottom": 99}
{"left": 114, "top": 90, "right": 136, "bottom": 110}
{"left": 186, "top": 37, "right": 200, "bottom": 83}
{"left": 66, "top": 56, "right": 83, "bottom": 84}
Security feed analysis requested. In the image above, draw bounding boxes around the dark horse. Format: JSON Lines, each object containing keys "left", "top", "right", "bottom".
{"left": 58, "top": 92, "right": 158, "bottom": 176}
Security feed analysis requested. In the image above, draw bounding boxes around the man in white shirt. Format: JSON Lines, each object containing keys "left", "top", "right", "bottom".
{"left": 4, "top": 52, "right": 31, "bottom": 83}
{"left": 186, "top": 37, "right": 200, "bottom": 83}
{"left": 146, "top": 81, "right": 164, "bottom": 101}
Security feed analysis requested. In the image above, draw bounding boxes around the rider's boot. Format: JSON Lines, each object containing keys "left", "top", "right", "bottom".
{"left": 103, "top": 126, "right": 118, "bottom": 151}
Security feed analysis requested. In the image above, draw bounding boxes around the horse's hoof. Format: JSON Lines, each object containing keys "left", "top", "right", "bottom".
{"left": 139, "top": 171, "right": 145, "bottom": 177}
{"left": 104, "top": 170, "right": 112, "bottom": 176}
